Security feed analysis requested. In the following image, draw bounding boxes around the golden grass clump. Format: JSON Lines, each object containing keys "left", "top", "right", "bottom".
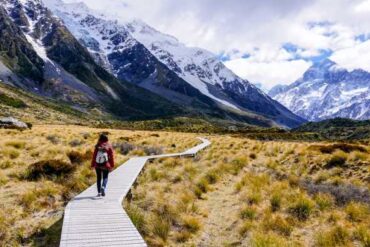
{"left": 314, "top": 225, "right": 351, "bottom": 247}
{"left": 345, "top": 202, "right": 369, "bottom": 222}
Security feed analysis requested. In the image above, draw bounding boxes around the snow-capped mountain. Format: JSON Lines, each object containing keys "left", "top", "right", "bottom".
{"left": 269, "top": 59, "right": 370, "bottom": 121}
{"left": 0, "top": 0, "right": 182, "bottom": 119}
{"left": 43, "top": 0, "right": 304, "bottom": 128}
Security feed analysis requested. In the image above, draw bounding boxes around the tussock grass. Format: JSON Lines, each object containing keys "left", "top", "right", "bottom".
{"left": 262, "top": 215, "right": 293, "bottom": 236}
{"left": 250, "top": 231, "right": 291, "bottom": 247}
{"left": 314, "top": 225, "right": 350, "bottom": 247}
{"left": 288, "top": 195, "right": 315, "bottom": 221}
{"left": 0, "top": 125, "right": 192, "bottom": 246}
{"left": 240, "top": 206, "right": 257, "bottom": 220}
{"left": 314, "top": 193, "right": 334, "bottom": 211}
{"left": 354, "top": 225, "right": 370, "bottom": 247}
{"left": 1, "top": 124, "right": 369, "bottom": 246}
{"left": 345, "top": 202, "right": 369, "bottom": 222}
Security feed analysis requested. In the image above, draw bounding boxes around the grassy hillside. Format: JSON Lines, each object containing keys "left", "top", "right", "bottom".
{"left": 0, "top": 125, "right": 369, "bottom": 246}
{"left": 0, "top": 82, "right": 95, "bottom": 125}
{"left": 293, "top": 118, "right": 370, "bottom": 141}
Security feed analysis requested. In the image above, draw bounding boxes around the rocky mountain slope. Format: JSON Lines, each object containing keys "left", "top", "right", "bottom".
{"left": 0, "top": 0, "right": 181, "bottom": 120}
{"left": 269, "top": 59, "right": 370, "bottom": 121}
{"left": 44, "top": 0, "right": 304, "bottom": 128}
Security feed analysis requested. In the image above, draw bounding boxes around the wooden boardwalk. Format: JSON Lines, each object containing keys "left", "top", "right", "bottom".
{"left": 60, "top": 137, "right": 211, "bottom": 247}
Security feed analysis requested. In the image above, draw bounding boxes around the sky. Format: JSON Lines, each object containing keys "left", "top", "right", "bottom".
{"left": 66, "top": 0, "right": 370, "bottom": 90}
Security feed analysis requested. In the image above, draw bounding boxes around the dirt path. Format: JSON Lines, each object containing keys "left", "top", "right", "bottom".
{"left": 192, "top": 175, "right": 244, "bottom": 247}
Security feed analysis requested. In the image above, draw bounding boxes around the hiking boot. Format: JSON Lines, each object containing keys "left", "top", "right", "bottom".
{"left": 97, "top": 193, "right": 101, "bottom": 197}
{"left": 101, "top": 189, "right": 105, "bottom": 197}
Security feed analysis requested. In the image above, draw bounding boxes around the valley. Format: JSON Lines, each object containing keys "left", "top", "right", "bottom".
{"left": 0, "top": 0, "right": 369, "bottom": 246}
{"left": 0, "top": 124, "right": 369, "bottom": 246}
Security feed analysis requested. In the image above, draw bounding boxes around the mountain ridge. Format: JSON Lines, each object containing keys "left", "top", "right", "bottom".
{"left": 269, "top": 59, "right": 370, "bottom": 121}
{"left": 44, "top": 0, "right": 304, "bottom": 128}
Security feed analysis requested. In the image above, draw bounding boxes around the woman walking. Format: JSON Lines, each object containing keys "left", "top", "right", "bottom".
{"left": 91, "top": 134, "right": 114, "bottom": 197}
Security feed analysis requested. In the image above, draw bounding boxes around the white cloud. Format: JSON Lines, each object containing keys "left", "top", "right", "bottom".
{"left": 63, "top": 0, "right": 370, "bottom": 88}
{"left": 225, "top": 59, "right": 311, "bottom": 89}
{"left": 331, "top": 39, "right": 370, "bottom": 71}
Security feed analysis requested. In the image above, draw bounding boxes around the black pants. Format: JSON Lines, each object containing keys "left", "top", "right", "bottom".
{"left": 95, "top": 167, "right": 109, "bottom": 193}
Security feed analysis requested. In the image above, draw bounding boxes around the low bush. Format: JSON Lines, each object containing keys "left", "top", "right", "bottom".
{"left": 324, "top": 152, "right": 347, "bottom": 169}
{"left": 46, "top": 135, "right": 60, "bottom": 144}
{"left": 67, "top": 150, "right": 92, "bottom": 164}
{"left": 25, "top": 160, "right": 76, "bottom": 181}
{"left": 310, "top": 143, "right": 367, "bottom": 154}
{"left": 143, "top": 146, "right": 163, "bottom": 156}
{"left": 300, "top": 179, "right": 370, "bottom": 205}
{"left": 113, "top": 142, "right": 135, "bottom": 155}
{"left": 69, "top": 139, "right": 84, "bottom": 147}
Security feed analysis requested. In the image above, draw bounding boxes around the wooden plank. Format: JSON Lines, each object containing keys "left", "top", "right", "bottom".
{"left": 60, "top": 137, "right": 210, "bottom": 247}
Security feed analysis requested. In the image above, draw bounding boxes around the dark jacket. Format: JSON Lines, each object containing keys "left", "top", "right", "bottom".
{"left": 91, "top": 141, "right": 114, "bottom": 171}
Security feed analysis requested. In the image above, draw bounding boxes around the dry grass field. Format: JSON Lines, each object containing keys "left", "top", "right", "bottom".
{"left": 0, "top": 125, "right": 369, "bottom": 246}
{"left": 125, "top": 136, "right": 370, "bottom": 247}
{"left": 0, "top": 125, "right": 197, "bottom": 246}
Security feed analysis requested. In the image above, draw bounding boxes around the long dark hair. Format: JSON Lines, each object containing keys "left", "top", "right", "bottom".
{"left": 96, "top": 134, "right": 108, "bottom": 147}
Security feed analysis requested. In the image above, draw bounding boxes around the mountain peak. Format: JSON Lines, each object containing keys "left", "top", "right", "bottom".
{"left": 312, "top": 58, "right": 336, "bottom": 68}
